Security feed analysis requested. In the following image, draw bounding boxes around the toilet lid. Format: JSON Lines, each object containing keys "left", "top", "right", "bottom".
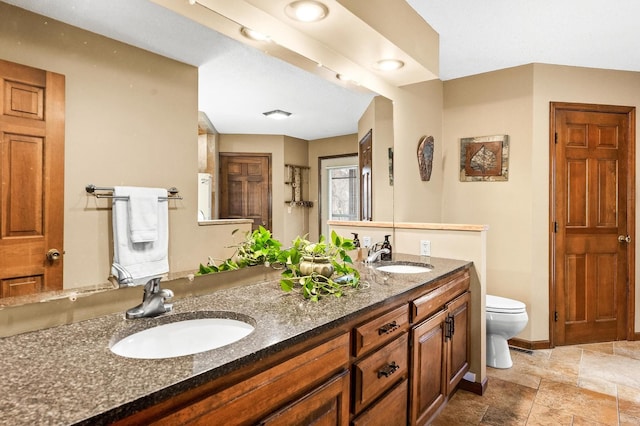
{"left": 486, "top": 295, "right": 526, "bottom": 314}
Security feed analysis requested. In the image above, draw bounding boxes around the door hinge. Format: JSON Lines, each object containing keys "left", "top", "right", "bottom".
{"left": 554, "top": 311, "right": 559, "bottom": 322}
{"left": 553, "top": 222, "right": 559, "bottom": 233}
{"left": 555, "top": 132, "right": 558, "bottom": 144}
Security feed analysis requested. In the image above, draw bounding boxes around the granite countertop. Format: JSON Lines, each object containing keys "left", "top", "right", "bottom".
{"left": 0, "top": 255, "right": 470, "bottom": 425}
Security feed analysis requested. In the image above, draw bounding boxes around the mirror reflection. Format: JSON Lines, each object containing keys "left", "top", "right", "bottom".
{"left": 191, "top": 5, "right": 396, "bottom": 239}
{"left": 0, "top": 0, "right": 395, "bottom": 306}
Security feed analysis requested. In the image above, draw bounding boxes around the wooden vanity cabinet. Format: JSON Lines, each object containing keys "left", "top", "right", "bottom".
{"left": 409, "top": 270, "right": 470, "bottom": 426}
{"left": 115, "top": 267, "right": 471, "bottom": 426}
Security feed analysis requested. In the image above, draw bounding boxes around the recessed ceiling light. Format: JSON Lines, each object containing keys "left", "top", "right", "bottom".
{"left": 285, "top": 1, "right": 329, "bottom": 23}
{"left": 263, "top": 109, "right": 292, "bottom": 119}
{"left": 240, "top": 27, "right": 270, "bottom": 42}
{"left": 374, "top": 59, "right": 405, "bottom": 71}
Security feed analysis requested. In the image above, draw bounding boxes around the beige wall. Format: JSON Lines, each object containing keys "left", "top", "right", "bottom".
{"left": 283, "top": 136, "right": 310, "bottom": 244}
{"left": 441, "top": 65, "right": 535, "bottom": 337}
{"left": 440, "top": 63, "right": 640, "bottom": 341}
{"left": 0, "top": 3, "right": 250, "bottom": 290}
{"left": 393, "top": 79, "right": 445, "bottom": 223}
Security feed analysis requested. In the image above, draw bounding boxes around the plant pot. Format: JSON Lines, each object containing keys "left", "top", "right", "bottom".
{"left": 299, "top": 256, "right": 334, "bottom": 278}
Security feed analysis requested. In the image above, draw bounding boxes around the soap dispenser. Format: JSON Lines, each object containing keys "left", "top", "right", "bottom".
{"left": 351, "top": 233, "right": 363, "bottom": 262}
{"left": 381, "top": 234, "right": 392, "bottom": 261}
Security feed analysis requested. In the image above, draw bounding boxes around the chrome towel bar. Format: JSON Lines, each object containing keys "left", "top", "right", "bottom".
{"left": 85, "top": 184, "right": 182, "bottom": 200}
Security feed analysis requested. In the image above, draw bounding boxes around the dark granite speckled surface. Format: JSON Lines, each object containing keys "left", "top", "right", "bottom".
{"left": 0, "top": 255, "right": 470, "bottom": 425}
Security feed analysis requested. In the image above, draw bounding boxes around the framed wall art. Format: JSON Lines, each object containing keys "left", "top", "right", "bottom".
{"left": 459, "top": 134, "right": 509, "bottom": 182}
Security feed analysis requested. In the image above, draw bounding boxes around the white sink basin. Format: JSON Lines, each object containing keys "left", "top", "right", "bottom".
{"left": 110, "top": 317, "right": 255, "bottom": 359}
{"left": 376, "top": 264, "right": 432, "bottom": 274}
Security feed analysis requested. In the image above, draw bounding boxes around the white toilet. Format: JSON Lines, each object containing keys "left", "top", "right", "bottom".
{"left": 486, "top": 294, "right": 528, "bottom": 369}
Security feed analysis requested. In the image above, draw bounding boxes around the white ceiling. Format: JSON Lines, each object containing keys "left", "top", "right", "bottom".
{"left": 408, "top": 0, "right": 640, "bottom": 81}
{"left": 5, "top": 0, "right": 640, "bottom": 139}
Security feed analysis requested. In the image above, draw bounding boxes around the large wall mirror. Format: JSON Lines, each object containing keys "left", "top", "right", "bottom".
{"left": 0, "top": 0, "right": 403, "bottom": 309}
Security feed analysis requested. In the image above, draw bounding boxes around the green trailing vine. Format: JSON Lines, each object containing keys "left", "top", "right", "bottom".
{"left": 197, "top": 226, "right": 282, "bottom": 274}
{"left": 279, "top": 231, "right": 360, "bottom": 302}
{"left": 197, "top": 228, "right": 360, "bottom": 301}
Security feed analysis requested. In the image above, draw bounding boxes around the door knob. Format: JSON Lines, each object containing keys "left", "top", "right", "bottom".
{"left": 618, "top": 235, "right": 632, "bottom": 243}
{"left": 47, "top": 248, "right": 61, "bottom": 261}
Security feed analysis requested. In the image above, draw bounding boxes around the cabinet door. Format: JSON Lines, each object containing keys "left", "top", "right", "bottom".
{"left": 260, "top": 371, "right": 350, "bottom": 426}
{"left": 410, "top": 310, "right": 447, "bottom": 426}
{"left": 446, "top": 291, "right": 470, "bottom": 395}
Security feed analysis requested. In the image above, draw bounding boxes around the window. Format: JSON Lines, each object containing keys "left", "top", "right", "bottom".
{"left": 328, "top": 166, "right": 359, "bottom": 221}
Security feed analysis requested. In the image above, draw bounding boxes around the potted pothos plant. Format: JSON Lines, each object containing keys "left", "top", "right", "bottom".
{"left": 279, "top": 231, "right": 360, "bottom": 301}
{"left": 197, "top": 228, "right": 360, "bottom": 301}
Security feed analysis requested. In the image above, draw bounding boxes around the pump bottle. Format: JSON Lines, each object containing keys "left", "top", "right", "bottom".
{"left": 381, "top": 234, "right": 392, "bottom": 261}
{"left": 352, "top": 233, "right": 363, "bottom": 262}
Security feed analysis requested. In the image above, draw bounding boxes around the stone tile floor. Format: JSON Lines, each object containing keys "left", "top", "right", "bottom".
{"left": 433, "top": 341, "right": 640, "bottom": 425}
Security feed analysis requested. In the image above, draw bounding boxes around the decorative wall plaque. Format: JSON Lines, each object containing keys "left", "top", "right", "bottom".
{"left": 460, "top": 134, "right": 509, "bottom": 181}
{"left": 417, "top": 135, "right": 434, "bottom": 181}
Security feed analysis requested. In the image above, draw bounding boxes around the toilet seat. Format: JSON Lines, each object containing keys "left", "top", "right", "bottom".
{"left": 486, "top": 295, "right": 526, "bottom": 314}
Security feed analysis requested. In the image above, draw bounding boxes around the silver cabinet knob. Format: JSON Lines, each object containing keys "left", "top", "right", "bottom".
{"left": 618, "top": 235, "right": 632, "bottom": 243}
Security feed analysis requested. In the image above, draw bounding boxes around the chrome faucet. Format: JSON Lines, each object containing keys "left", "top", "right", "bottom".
{"left": 126, "top": 277, "right": 174, "bottom": 319}
{"left": 365, "top": 247, "right": 390, "bottom": 264}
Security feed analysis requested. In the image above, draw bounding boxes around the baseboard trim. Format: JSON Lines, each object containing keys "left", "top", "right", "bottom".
{"left": 511, "top": 335, "right": 640, "bottom": 346}
{"left": 458, "top": 377, "right": 488, "bottom": 396}
{"left": 508, "top": 337, "right": 551, "bottom": 350}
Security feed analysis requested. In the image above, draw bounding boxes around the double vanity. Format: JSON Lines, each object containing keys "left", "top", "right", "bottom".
{"left": 0, "top": 254, "right": 472, "bottom": 425}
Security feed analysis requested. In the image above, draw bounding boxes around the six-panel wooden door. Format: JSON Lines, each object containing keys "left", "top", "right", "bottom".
{"left": 551, "top": 102, "right": 634, "bottom": 345}
{"left": 0, "top": 59, "right": 65, "bottom": 297}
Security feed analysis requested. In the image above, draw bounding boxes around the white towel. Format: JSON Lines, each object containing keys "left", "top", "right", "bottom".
{"left": 111, "top": 186, "right": 169, "bottom": 286}
{"left": 127, "top": 187, "right": 164, "bottom": 243}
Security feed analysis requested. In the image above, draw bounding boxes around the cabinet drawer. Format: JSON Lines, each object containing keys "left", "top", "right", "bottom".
{"left": 353, "top": 304, "right": 409, "bottom": 357}
{"left": 353, "top": 332, "right": 408, "bottom": 414}
{"left": 352, "top": 378, "right": 408, "bottom": 426}
{"left": 412, "top": 269, "right": 469, "bottom": 324}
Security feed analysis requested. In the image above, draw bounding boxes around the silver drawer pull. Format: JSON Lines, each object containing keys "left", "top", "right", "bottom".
{"left": 377, "top": 361, "right": 400, "bottom": 378}
{"left": 378, "top": 321, "right": 399, "bottom": 335}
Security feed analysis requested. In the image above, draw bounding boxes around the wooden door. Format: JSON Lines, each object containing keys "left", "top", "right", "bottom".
{"left": 219, "top": 153, "right": 271, "bottom": 231}
{"left": 551, "top": 102, "right": 635, "bottom": 345}
{"left": 0, "top": 59, "right": 64, "bottom": 298}
{"left": 445, "top": 292, "right": 470, "bottom": 395}
{"left": 359, "top": 130, "right": 372, "bottom": 221}
{"left": 410, "top": 309, "right": 447, "bottom": 426}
